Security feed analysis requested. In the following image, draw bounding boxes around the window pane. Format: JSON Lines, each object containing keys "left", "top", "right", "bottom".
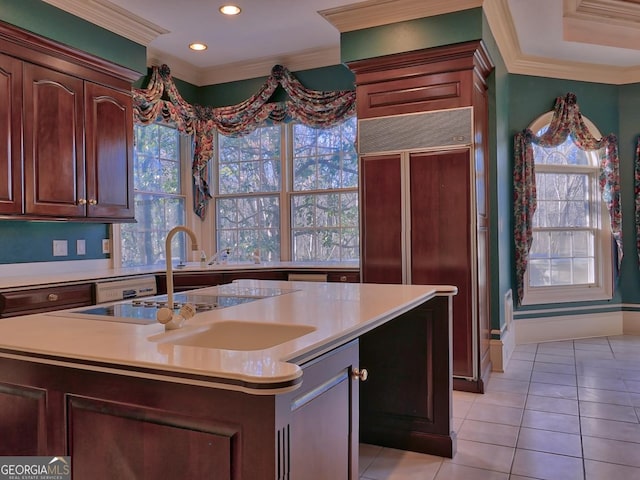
{"left": 529, "top": 259, "right": 551, "bottom": 286}
{"left": 534, "top": 173, "right": 590, "bottom": 228}
{"left": 121, "top": 193, "right": 185, "bottom": 267}
{"left": 122, "top": 123, "right": 186, "bottom": 267}
{"left": 292, "top": 117, "right": 357, "bottom": 191}
{"left": 218, "top": 127, "right": 281, "bottom": 194}
{"left": 532, "top": 134, "right": 590, "bottom": 166}
{"left": 291, "top": 192, "right": 359, "bottom": 261}
{"left": 216, "top": 195, "right": 280, "bottom": 262}
{"left": 134, "top": 124, "right": 180, "bottom": 194}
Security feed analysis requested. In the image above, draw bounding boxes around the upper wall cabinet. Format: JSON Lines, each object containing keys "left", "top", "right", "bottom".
{"left": 0, "top": 52, "right": 22, "bottom": 215}
{"left": 0, "top": 21, "right": 140, "bottom": 221}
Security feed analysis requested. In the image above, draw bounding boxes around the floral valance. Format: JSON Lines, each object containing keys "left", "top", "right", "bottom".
{"left": 133, "top": 64, "right": 356, "bottom": 219}
{"left": 513, "top": 93, "right": 622, "bottom": 305}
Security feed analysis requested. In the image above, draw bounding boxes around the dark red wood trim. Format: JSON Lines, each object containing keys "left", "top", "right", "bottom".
{"left": 0, "top": 20, "right": 141, "bottom": 89}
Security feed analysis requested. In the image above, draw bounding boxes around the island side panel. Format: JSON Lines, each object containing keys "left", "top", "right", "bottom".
{"left": 358, "top": 294, "right": 455, "bottom": 458}
{"left": 0, "top": 356, "right": 278, "bottom": 479}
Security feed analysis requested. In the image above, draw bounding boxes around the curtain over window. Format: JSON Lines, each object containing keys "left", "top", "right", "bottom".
{"left": 132, "top": 64, "right": 356, "bottom": 219}
{"left": 513, "top": 93, "right": 622, "bottom": 305}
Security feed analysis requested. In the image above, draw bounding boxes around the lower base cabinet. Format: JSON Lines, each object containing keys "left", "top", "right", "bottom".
{"left": 0, "top": 341, "right": 359, "bottom": 479}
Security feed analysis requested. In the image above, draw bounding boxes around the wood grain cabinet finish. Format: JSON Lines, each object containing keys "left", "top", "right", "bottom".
{"left": 84, "top": 82, "right": 134, "bottom": 219}
{"left": 0, "top": 52, "right": 22, "bottom": 214}
{"left": 0, "top": 20, "right": 139, "bottom": 221}
{"left": 350, "top": 40, "right": 493, "bottom": 394}
{"left": 0, "top": 283, "right": 93, "bottom": 318}
{"left": 0, "top": 339, "right": 359, "bottom": 479}
{"left": 23, "top": 64, "right": 85, "bottom": 217}
{"left": 156, "top": 269, "right": 360, "bottom": 294}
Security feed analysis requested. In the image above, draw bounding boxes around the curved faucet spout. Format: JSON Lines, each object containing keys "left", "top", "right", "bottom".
{"left": 165, "top": 226, "right": 199, "bottom": 312}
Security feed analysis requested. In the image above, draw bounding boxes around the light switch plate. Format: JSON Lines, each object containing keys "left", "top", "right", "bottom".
{"left": 77, "top": 239, "right": 86, "bottom": 255}
{"left": 102, "top": 239, "right": 110, "bottom": 254}
{"left": 53, "top": 240, "right": 68, "bottom": 257}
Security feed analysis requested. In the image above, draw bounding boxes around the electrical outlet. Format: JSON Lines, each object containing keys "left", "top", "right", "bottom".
{"left": 102, "top": 239, "right": 110, "bottom": 254}
{"left": 53, "top": 240, "right": 68, "bottom": 257}
{"left": 76, "top": 239, "right": 86, "bottom": 255}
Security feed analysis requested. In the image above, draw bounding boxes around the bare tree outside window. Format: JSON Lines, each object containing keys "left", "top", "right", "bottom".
{"left": 214, "top": 118, "right": 358, "bottom": 262}
{"left": 120, "top": 124, "right": 186, "bottom": 267}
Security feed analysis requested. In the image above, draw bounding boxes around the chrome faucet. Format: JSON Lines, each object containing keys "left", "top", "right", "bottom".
{"left": 157, "top": 225, "right": 199, "bottom": 330}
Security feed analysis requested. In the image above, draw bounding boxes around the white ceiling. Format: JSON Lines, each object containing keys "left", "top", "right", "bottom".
{"left": 42, "top": 0, "right": 640, "bottom": 86}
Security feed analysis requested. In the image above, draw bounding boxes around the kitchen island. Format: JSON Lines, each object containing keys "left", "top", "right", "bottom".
{"left": 0, "top": 280, "right": 456, "bottom": 479}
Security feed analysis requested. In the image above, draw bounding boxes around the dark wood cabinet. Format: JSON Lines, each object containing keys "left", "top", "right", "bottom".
{"left": 0, "top": 337, "right": 359, "bottom": 479}
{"left": 0, "top": 283, "right": 93, "bottom": 318}
{"left": 156, "top": 272, "right": 225, "bottom": 293}
{"left": 0, "top": 20, "right": 139, "bottom": 221}
{"left": 0, "top": 52, "right": 22, "bottom": 215}
{"left": 359, "top": 295, "right": 454, "bottom": 457}
{"left": 23, "top": 64, "right": 85, "bottom": 217}
{"left": 84, "top": 82, "right": 134, "bottom": 219}
{"left": 350, "top": 40, "right": 493, "bottom": 393}
{"left": 156, "top": 268, "right": 359, "bottom": 294}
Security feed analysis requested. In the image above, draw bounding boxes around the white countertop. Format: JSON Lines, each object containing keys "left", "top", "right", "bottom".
{"left": 0, "top": 279, "right": 456, "bottom": 394}
{"left": 0, "top": 260, "right": 360, "bottom": 290}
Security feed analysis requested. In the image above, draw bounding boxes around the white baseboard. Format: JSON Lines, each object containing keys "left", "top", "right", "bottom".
{"left": 490, "top": 327, "right": 516, "bottom": 372}
{"left": 623, "top": 310, "right": 640, "bottom": 334}
{"left": 514, "top": 311, "right": 623, "bottom": 344}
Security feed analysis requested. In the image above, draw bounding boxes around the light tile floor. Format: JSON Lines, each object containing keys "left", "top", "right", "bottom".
{"left": 359, "top": 335, "right": 640, "bottom": 480}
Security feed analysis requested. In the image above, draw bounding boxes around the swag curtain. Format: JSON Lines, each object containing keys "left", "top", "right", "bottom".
{"left": 513, "top": 93, "right": 622, "bottom": 305}
{"left": 133, "top": 64, "right": 356, "bottom": 218}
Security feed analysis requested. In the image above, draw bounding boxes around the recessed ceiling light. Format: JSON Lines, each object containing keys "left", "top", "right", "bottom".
{"left": 189, "top": 42, "right": 208, "bottom": 51}
{"left": 219, "top": 5, "right": 241, "bottom": 15}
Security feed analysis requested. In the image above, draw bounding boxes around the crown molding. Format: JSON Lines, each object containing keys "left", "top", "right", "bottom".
{"left": 41, "top": 0, "right": 168, "bottom": 46}
{"left": 148, "top": 46, "right": 342, "bottom": 87}
{"left": 484, "top": 0, "right": 640, "bottom": 84}
{"left": 319, "top": 0, "right": 483, "bottom": 32}
{"left": 563, "top": 0, "right": 640, "bottom": 49}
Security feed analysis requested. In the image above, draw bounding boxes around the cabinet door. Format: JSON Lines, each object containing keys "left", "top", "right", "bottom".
{"left": 23, "top": 64, "right": 85, "bottom": 217}
{"left": 84, "top": 82, "right": 134, "bottom": 219}
{"left": 361, "top": 154, "right": 403, "bottom": 284}
{"left": 288, "top": 340, "right": 359, "bottom": 480}
{"left": 0, "top": 54, "right": 22, "bottom": 214}
{"left": 409, "top": 150, "right": 474, "bottom": 378}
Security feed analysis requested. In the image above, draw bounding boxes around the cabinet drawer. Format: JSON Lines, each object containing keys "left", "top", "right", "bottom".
{"left": 327, "top": 272, "right": 360, "bottom": 283}
{"left": 0, "top": 284, "right": 93, "bottom": 317}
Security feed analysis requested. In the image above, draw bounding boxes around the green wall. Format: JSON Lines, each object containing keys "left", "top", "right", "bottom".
{"left": 0, "top": 0, "right": 146, "bottom": 74}
{"left": 0, "top": 0, "right": 144, "bottom": 264}
{"left": 0, "top": 222, "right": 109, "bottom": 263}
{"left": 197, "top": 64, "right": 355, "bottom": 108}
{"left": 507, "top": 76, "right": 626, "bottom": 315}
{"left": 341, "top": 8, "right": 483, "bottom": 62}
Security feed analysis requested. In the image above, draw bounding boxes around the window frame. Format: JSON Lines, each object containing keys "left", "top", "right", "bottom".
{"left": 521, "top": 112, "right": 613, "bottom": 305}
{"left": 212, "top": 119, "right": 359, "bottom": 263}
{"left": 112, "top": 123, "right": 196, "bottom": 267}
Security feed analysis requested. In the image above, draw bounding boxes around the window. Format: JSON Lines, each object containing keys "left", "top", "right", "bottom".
{"left": 119, "top": 123, "right": 188, "bottom": 267}
{"left": 523, "top": 113, "right": 612, "bottom": 305}
{"left": 214, "top": 117, "right": 358, "bottom": 262}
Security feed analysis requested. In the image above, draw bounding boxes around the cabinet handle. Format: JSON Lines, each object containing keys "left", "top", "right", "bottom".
{"left": 78, "top": 198, "right": 87, "bottom": 205}
{"left": 88, "top": 199, "right": 97, "bottom": 205}
{"left": 47, "top": 293, "right": 59, "bottom": 302}
{"left": 352, "top": 368, "right": 368, "bottom": 381}
{"left": 340, "top": 275, "right": 347, "bottom": 282}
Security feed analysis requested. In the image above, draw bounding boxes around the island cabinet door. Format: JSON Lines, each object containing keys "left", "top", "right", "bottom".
{"left": 277, "top": 340, "right": 360, "bottom": 480}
